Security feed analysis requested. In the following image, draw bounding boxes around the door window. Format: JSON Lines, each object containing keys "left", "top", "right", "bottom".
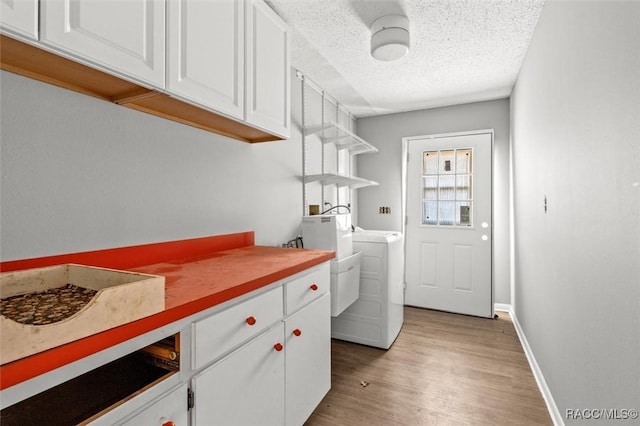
{"left": 422, "top": 149, "right": 473, "bottom": 226}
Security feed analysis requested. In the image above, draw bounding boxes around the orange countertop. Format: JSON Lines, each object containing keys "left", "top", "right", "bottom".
{"left": 0, "top": 233, "right": 334, "bottom": 390}
{"left": 133, "top": 245, "right": 335, "bottom": 314}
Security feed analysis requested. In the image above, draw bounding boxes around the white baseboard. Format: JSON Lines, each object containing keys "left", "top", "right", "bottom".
{"left": 506, "top": 306, "right": 564, "bottom": 426}
{"left": 493, "top": 303, "right": 511, "bottom": 313}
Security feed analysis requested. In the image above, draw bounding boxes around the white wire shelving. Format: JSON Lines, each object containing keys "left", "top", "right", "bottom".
{"left": 304, "top": 121, "right": 379, "bottom": 155}
{"left": 299, "top": 70, "right": 379, "bottom": 215}
{"left": 303, "top": 172, "right": 379, "bottom": 189}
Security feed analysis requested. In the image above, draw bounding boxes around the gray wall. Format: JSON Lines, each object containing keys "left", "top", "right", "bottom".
{"left": 0, "top": 70, "right": 305, "bottom": 261}
{"left": 356, "top": 99, "right": 511, "bottom": 304}
{"left": 511, "top": 0, "right": 640, "bottom": 420}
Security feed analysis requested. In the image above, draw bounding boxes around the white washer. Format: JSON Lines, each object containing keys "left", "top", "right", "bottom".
{"left": 331, "top": 230, "right": 404, "bottom": 349}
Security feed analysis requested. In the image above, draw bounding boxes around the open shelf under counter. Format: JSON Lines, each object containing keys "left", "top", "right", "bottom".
{"left": 304, "top": 121, "right": 378, "bottom": 155}
{"left": 0, "top": 334, "right": 181, "bottom": 426}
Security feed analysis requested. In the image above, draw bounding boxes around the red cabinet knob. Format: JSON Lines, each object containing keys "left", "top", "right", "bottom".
{"left": 274, "top": 343, "right": 283, "bottom": 352}
{"left": 310, "top": 284, "right": 318, "bottom": 291}
{"left": 293, "top": 329, "right": 302, "bottom": 337}
{"left": 246, "top": 316, "right": 256, "bottom": 326}
{"left": 162, "top": 422, "right": 175, "bottom": 426}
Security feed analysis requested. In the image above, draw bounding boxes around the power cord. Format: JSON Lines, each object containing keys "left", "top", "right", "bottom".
{"left": 283, "top": 236, "right": 303, "bottom": 248}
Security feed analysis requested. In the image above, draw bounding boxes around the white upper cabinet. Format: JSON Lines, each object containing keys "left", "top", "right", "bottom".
{"left": 4, "top": 0, "right": 290, "bottom": 141}
{"left": 40, "top": 0, "right": 165, "bottom": 89}
{"left": 245, "top": 0, "right": 290, "bottom": 138}
{"left": 167, "top": 0, "right": 244, "bottom": 120}
{"left": 0, "top": 0, "right": 38, "bottom": 41}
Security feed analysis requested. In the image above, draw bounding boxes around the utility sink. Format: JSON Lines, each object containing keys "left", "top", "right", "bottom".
{"left": 0, "top": 264, "right": 165, "bottom": 365}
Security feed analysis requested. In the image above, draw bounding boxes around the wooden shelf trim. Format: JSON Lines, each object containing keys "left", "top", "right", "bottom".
{"left": 0, "top": 35, "right": 283, "bottom": 143}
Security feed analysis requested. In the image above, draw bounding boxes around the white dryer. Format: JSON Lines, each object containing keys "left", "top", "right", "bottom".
{"left": 331, "top": 229, "right": 404, "bottom": 349}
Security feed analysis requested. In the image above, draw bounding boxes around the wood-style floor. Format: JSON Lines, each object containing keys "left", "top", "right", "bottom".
{"left": 306, "top": 307, "right": 552, "bottom": 426}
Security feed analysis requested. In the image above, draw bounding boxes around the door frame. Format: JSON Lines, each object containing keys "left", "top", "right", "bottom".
{"left": 401, "top": 129, "right": 495, "bottom": 315}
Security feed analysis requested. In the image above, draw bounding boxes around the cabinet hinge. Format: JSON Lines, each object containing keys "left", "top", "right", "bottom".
{"left": 187, "top": 388, "right": 194, "bottom": 411}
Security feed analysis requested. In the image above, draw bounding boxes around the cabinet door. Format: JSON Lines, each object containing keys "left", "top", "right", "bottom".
{"left": 0, "top": 0, "right": 38, "bottom": 41}
{"left": 40, "top": 0, "right": 165, "bottom": 88}
{"left": 192, "top": 323, "right": 285, "bottom": 426}
{"left": 245, "top": 0, "right": 290, "bottom": 138}
{"left": 120, "top": 384, "right": 188, "bottom": 426}
{"left": 285, "top": 293, "right": 331, "bottom": 426}
{"left": 167, "top": 0, "right": 244, "bottom": 119}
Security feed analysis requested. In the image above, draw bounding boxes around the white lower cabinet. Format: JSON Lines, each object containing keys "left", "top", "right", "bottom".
{"left": 191, "top": 323, "right": 286, "bottom": 426}
{"left": 120, "top": 383, "right": 189, "bottom": 426}
{"left": 285, "top": 293, "right": 331, "bottom": 426}
{"left": 190, "top": 293, "right": 331, "bottom": 426}
{"left": 189, "top": 263, "right": 330, "bottom": 425}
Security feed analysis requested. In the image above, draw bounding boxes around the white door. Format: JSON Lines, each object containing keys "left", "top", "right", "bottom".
{"left": 41, "top": 0, "right": 165, "bottom": 88}
{"left": 405, "top": 132, "right": 492, "bottom": 318}
{"left": 119, "top": 384, "right": 188, "bottom": 426}
{"left": 285, "top": 293, "right": 331, "bottom": 426}
{"left": 167, "top": 0, "right": 244, "bottom": 119}
{"left": 245, "top": 0, "right": 290, "bottom": 138}
{"left": 191, "top": 323, "right": 285, "bottom": 425}
{"left": 1, "top": 0, "right": 38, "bottom": 41}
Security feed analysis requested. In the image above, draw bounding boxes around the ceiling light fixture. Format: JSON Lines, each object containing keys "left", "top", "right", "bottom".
{"left": 370, "top": 15, "right": 410, "bottom": 61}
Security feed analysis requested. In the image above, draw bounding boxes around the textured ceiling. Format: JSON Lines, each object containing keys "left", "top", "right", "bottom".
{"left": 266, "top": 0, "right": 546, "bottom": 117}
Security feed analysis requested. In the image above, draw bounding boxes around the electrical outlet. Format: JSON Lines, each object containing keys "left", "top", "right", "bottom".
{"left": 378, "top": 206, "right": 391, "bottom": 214}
